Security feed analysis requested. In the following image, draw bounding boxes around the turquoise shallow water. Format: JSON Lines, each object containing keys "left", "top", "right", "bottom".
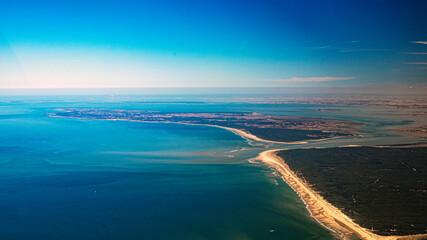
{"left": 0, "top": 95, "right": 420, "bottom": 240}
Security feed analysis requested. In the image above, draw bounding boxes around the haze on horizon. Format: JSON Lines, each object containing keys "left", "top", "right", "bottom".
{"left": 0, "top": 0, "right": 426, "bottom": 89}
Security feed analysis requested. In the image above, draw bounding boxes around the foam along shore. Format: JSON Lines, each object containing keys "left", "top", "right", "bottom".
{"left": 255, "top": 149, "right": 427, "bottom": 240}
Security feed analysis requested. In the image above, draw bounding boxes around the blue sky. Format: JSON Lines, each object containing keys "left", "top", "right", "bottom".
{"left": 0, "top": 0, "right": 426, "bottom": 88}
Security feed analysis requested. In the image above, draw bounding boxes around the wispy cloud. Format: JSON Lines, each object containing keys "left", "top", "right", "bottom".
{"left": 342, "top": 40, "right": 360, "bottom": 44}
{"left": 402, "top": 62, "right": 427, "bottom": 65}
{"left": 412, "top": 41, "right": 427, "bottom": 45}
{"left": 340, "top": 49, "right": 389, "bottom": 53}
{"left": 275, "top": 77, "right": 354, "bottom": 83}
{"left": 402, "top": 52, "right": 427, "bottom": 55}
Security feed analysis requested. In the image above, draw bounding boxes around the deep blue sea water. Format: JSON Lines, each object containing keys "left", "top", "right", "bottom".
{"left": 0, "top": 95, "right": 421, "bottom": 240}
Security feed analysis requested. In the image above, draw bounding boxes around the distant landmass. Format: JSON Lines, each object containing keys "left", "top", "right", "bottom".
{"left": 50, "top": 108, "right": 364, "bottom": 142}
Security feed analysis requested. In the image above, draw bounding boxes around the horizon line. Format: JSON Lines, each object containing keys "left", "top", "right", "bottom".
{"left": 0, "top": 86, "right": 424, "bottom": 90}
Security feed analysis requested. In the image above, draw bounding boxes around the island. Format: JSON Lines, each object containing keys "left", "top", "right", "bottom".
{"left": 49, "top": 108, "right": 364, "bottom": 143}
{"left": 390, "top": 125, "right": 427, "bottom": 138}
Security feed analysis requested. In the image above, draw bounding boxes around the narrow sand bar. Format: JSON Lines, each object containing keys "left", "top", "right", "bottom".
{"left": 256, "top": 149, "right": 427, "bottom": 240}
{"left": 50, "top": 115, "right": 310, "bottom": 144}
{"left": 194, "top": 124, "right": 309, "bottom": 144}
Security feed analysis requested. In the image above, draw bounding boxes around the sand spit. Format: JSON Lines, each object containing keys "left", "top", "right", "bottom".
{"left": 255, "top": 149, "right": 427, "bottom": 240}
{"left": 199, "top": 124, "right": 309, "bottom": 144}
{"left": 50, "top": 115, "right": 310, "bottom": 144}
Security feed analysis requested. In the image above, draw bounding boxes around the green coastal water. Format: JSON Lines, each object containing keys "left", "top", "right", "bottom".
{"left": 0, "top": 95, "right": 420, "bottom": 240}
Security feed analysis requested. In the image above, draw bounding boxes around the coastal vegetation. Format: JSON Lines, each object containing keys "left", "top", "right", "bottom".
{"left": 277, "top": 147, "right": 427, "bottom": 236}
{"left": 50, "top": 108, "right": 363, "bottom": 142}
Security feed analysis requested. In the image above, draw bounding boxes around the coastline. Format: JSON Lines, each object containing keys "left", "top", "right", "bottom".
{"left": 190, "top": 124, "right": 310, "bottom": 144}
{"left": 50, "top": 115, "right": 427, "bottom": 239}
{"left": 255, "top": 149, "right": 427, "bottom": 240}
{"left": 49, "top": 115, "right": 317, "bottom": 144}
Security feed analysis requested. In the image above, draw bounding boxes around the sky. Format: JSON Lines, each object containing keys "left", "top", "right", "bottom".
{"left": 0, "top": 0, "right": 426, "bottom": 89}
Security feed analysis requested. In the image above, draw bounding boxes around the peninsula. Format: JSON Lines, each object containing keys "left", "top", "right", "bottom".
{"left": 256, "top": 147, "right": 426, "bottom": 240}
{"left": 50, "top": 108, "right": 364, "bottom": 143}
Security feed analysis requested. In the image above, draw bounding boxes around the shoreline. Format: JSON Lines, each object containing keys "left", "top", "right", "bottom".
{"left": 203, "top": 124, "right": 357, "bottom": 145}
{"left": 188, "top": 124, "right": 311, "bottom": 144}
{"left": 50, "top": 114, "right": 427, "bottom": 239}
{"left": 255, "top": 149, "right": 427, "bottom": 240}
{"left": 49, "top": 115, "right": 334, "bottom": 145}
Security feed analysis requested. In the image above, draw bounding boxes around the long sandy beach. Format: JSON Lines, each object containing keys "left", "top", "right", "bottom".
{"left": 200, "top": 124, "right": 310, "bottom": 144}
{"left": 256, "top": 149, "right": 427, "bottom": 240}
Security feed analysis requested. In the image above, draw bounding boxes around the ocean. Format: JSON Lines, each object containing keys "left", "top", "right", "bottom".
{"left": 0, "top": 94, "right": 420, "bottom": 240}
